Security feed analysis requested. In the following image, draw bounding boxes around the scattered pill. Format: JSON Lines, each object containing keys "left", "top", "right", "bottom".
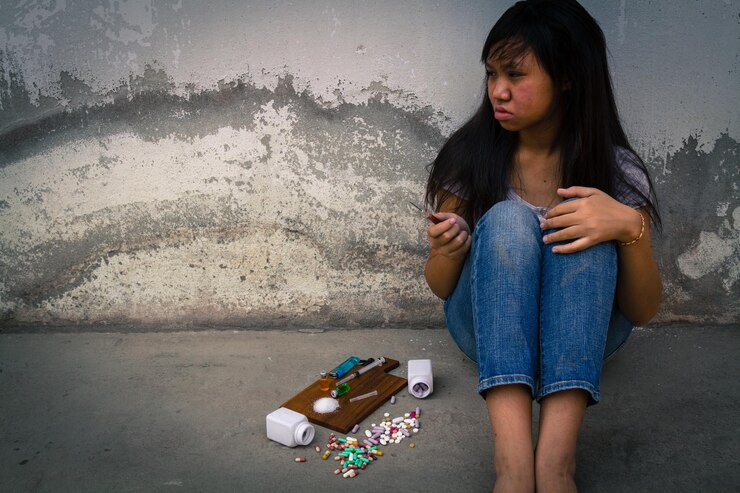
{"left": 409, "top": 443, "right": 415, "bottom": 448}
{"left": 390, "top": 395, "right": 396, "bottom": 404}
{"left": 321, "top": 407, "right": 423, "bottom": 479}
{"left": 294, "top": 457, "right": 306, "bottom": 462}
{"left": 315, "top": 445, "right": 321, "bottom": 453}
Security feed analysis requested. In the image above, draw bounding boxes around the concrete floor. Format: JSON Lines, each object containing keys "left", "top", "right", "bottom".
{"left": 1, "top": 324, "right": 738, "bottom": 492}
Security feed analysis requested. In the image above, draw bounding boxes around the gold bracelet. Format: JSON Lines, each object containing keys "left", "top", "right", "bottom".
{"left": 619, "top": 211, "right": 645, "bottom": 246}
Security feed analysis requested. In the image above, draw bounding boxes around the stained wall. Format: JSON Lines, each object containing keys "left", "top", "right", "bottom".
{"left": 1, "top": 1, "right": 738, "bottom": 328}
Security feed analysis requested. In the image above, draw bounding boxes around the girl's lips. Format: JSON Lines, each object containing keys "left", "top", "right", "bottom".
{"left": 494, "top": 107, "right": 513, "bottom": 120}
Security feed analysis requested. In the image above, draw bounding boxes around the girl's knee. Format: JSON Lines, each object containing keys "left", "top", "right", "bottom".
{"left": 471, "top": 201, "right": 542, "bottom": 291}
{"left": 479, "top": 200, "right": 536, "bottom": 227}
{"left": 474, "top": 201, "right": 541, "bottom": 249}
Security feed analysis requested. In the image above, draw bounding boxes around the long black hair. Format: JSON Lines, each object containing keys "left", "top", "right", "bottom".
{"left": 425, "top": 0, "right": 659, "bottom": 229}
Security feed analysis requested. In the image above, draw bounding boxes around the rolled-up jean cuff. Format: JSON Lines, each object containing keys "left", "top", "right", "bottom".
{"left": 537, "top": 380, "right": 600, "bottom": 406}
{"left": 477, "top": 374, "right": 535, "bottom": 399}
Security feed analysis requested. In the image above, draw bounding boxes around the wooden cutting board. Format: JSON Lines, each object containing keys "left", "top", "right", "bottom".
{"left": 282, "top": 357, "right": 407, "bottom": 434}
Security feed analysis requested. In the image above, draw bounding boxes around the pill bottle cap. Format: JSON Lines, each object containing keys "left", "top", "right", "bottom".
{"left": 294, "top": 421, "right": 315, "bottom": 446}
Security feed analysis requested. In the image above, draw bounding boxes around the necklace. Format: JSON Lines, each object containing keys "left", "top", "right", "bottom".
{"left": 509, "top": 170, "right": 561, "bottom": 210}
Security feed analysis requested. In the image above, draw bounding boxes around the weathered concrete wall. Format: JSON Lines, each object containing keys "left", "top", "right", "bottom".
{"left": 0, "top": 1, "right": 738, "bottom": 329}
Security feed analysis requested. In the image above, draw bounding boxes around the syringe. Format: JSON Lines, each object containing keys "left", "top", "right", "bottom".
{"left": 335, "top": 357, "right": 386, "bottom": 386}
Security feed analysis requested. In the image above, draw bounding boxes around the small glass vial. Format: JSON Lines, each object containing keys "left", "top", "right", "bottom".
{"left": 330, "top": 383, "right": 350, "bottom": 398}
{"left": 319, "top": 371, "right": 330, "bottom": 391}
{"left": 266, "top": 407, "right": 315, "bottom": 447}
{"left": 408, "top": 359, "right": 433, "bottom": 398}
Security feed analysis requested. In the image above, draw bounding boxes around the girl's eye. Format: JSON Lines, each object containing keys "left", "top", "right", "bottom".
{"left": 508, "top": 72, "right": 522, "bottom": 78}
{"left": 486, "top": 70, "right": 496, "bottom": 78}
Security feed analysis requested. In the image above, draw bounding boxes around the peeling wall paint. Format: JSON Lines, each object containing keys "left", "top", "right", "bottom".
{"left": 655, "top": 134, "right": 739, "bottom": 324}
{"left": 0, "top": 73, "right": 443, "bottom": 327}
{"left": 0, "top": 1, "right": 738, "bottom": 328}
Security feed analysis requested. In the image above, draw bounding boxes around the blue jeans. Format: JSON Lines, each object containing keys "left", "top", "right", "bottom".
{"left": 443, "top": 201, "right": 632, "bottom": 405}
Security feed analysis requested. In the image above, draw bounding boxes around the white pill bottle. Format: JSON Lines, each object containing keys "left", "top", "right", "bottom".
{"left": 408, "top": 359, "right": 433, "bottom": 398}
{"left": 266, "top": 407, "right": 315, "bottom": 447}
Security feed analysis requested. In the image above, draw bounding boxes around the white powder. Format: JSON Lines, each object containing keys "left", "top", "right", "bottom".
{"left": 313, "top": 397, "right": 340, "bottom": 414}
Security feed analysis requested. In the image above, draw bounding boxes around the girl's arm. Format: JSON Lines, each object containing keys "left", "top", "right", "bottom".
{"left": 540, "top": 186, "right": 662, "bottom": 325}
{"left": 423, "top": 194, "right": 472, "bottom": 300}
{"left": 614, "top": 211, "right": 662, "bottom": 325}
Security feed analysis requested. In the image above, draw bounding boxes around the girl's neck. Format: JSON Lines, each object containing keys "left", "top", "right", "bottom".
{"left": 512, "top": 146, "right": 561, "bottom": 183}
{"left": 517, "top": 103, "right": 564, "bottom": 155}
{"left": 511, "top": 140, "right": 562, "bottom": 209}
{"left": 517, "top": 123, "right": 560, "bottom": 155}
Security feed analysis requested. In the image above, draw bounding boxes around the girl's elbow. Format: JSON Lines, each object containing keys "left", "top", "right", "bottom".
{"left": 424, "top": 271, "right": 452, "bottom": 300}
{"left": 427, "top": 279, "right": 452, "bottom": 300}
{"left": 625, "top": 295, "right": 662, "bottom": 326}
{"left": 627, "top": 311, "right": 657, "bottom": 327}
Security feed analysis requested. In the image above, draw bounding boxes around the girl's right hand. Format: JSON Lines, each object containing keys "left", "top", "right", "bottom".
{"left": 426, "top": 212, "right": 472, "bottom": 260}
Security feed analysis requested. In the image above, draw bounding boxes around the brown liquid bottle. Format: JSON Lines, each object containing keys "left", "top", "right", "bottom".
{"left": 319, "top": 371, "right": 331, "bottom": 392}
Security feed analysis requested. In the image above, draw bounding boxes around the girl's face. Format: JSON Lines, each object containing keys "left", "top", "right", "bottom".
{"left": 486, "top": 48, "right": 559, "bottom": 136}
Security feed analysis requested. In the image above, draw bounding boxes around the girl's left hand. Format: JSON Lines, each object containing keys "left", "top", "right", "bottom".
{"left": 540, "top": 186, "right": 643, "bottom": 254}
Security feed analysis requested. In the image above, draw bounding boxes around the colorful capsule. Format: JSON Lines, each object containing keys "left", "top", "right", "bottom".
{"left": 294, "top": 457, "right": 306, "bottom": 462}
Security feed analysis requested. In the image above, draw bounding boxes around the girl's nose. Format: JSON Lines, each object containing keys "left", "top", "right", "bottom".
{"left": 489, "top": 79, "right": 511, "bottom": 102}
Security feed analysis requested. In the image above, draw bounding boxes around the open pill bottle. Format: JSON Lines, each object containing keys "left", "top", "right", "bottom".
{"left": 408, "top": 359, "right": 433, "bottom": 398}
{"left": 266, "top": 407, "right": 315, "bottom": 447}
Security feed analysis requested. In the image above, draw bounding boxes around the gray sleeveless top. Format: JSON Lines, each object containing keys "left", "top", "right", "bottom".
{"left": 444, "top": 147, "right": 650, "bottom": 222}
